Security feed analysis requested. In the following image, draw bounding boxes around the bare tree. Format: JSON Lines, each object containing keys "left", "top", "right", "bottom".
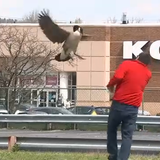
{"left": 107, "top": 17, "right": 117, "bottom": 23}
{"left": 0, "top": 26, "right": 59, "bottom": 112}
{"left": 19, "top": 10, "right": 39, "bottom": 23}
{"left": 19, "top": 9, "right": 51, "bottom": 23}
{"left": 0, "top": 18, "right": 17, "bottom": 23}
{"left": 74, "top": 18, "right": 83, "bottom": 23}
{"left": 129, "top": 17, "right": 144, "bottom": 23}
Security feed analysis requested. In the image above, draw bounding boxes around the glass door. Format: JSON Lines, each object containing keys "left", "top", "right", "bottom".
{"left": 48, "top": 91, "right": 56, "bottom": 107}
{"left": 31, "top": 90, "right": 38, "bottom": 106}
{"left": 39, "top": 91, "right": 47, "bottom": 107}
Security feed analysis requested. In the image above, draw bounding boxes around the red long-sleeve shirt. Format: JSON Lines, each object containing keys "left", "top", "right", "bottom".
{"left": 107, "top": 60, "right": 152, "bottom": 107}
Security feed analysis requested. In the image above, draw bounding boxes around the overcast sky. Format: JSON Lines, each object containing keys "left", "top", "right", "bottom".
{"left": 0, "top": 0, "right": 160, "bottom": 22}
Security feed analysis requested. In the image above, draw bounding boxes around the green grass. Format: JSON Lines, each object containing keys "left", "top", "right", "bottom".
{"left": 0, "top": 151, "right": 159, "bottom": 160}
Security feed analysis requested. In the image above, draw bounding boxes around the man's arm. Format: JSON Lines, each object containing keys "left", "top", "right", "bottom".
{"left": 107, "top": 61, "right": 128, "bottom": 87}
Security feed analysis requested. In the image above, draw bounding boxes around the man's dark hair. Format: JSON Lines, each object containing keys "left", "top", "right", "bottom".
{"left": 137, "top": 52, "right": 151, "bottom": 65}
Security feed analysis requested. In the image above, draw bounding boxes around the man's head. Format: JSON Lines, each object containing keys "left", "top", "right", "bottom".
{"left": 137, "top": 52, "right": 151, "bottom": 66}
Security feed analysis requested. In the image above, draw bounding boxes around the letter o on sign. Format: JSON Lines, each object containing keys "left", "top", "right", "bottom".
{"left": 150, "top": 40, "right": 160, "bottom": 60}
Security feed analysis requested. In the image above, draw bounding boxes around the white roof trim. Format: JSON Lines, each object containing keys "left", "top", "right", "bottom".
{"left": 1, "top": 23, "right": 160, "bottom": 27}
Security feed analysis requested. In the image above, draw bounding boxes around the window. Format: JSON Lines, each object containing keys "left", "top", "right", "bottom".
{"left": 20, "top": 90, "right": 31, "bottom": 103}
{"left": 32, "top": 90, "right": 37, "bottom": 99}
{"left": 67, "top": 72, "right": 76, "bottom": 102}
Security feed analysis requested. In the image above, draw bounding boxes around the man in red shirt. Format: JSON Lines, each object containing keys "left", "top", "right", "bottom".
{"left": 106, "top": 52, "right": 152, "bottom": 160}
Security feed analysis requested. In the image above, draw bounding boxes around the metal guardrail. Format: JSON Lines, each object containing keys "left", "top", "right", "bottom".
{"left": 0, "top": 115, "right": 160, "bottom": 154}
{"left": 1, "top": 136, "right": 160, "bottom": 154}
{"left": 0, "top": 115, "right": 160, "bottom": 125}
{"left": 18, "top": 137, "right": 160, "bottom": 153}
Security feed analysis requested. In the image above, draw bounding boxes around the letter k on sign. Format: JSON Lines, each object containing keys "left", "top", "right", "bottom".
{"left": 123, "top": 41, "right": 148, "bottom": 59}
{"left": 123, "top": 40, "right": 160, "bottom": 60}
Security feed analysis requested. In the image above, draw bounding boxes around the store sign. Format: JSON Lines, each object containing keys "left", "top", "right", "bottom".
{"left": 123, "top": 40, "right": 160, "bottom": 60}
{"left": 46, "top": 76, "right": 57, "bottom": 85}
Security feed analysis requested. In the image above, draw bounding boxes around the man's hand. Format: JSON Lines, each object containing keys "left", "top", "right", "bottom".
{"left": 107, "top": 86, "right": 114, "bottom": 93}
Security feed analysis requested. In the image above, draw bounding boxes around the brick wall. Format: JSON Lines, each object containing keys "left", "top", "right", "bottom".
{"left": 109, "top": 26, "right": 160, "bottom": 103}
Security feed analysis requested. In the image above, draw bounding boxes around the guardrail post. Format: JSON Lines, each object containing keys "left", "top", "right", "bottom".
{"left": 47, "top": 123, "right": 52, "bottom": 130}
{"left": 8, "top": 136, "right": 17, "bottom": 151}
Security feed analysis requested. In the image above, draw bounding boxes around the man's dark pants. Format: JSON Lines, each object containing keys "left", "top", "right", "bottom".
{"left": 107, "top": 100, "right": 138, "bottom": 160}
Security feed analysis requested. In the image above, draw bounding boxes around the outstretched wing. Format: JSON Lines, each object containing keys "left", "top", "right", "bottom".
{"left": 38, "top": 10, "right": 70, "bottom": 43}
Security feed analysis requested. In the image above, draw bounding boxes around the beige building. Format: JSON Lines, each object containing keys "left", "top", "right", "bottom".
{"left": 36, "top": 23, "right": 110, "bottom": 106}
{"left": 1, "top": 23, "right": 160, "bottom": 115}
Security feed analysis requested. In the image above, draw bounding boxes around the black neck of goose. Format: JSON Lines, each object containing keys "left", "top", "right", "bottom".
{"left": 73, "top": 25, "right": 80, "bottom": 32}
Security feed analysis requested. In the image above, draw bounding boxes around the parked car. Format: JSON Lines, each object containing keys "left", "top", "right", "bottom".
{"left": 0, "top": 104, "right": 9, "bottom": 114}
{"left": 138, "top": 109, "right": 151, "bottom": 116}
{"left": 67, "top": 106, "right": 110, "bottom": 115}
{"left": 136, "top": 109, "right": 151, "bottom": 131}
{"left": 94, "top": 106, "right": 110, "bottom": 115}
{"left": 14, "top": 103, "right": 37, "bottom": 115}
{"left": 67, "top": 106, "right": 94, "bottom": 115}
{"left": 17, "top": 110, "right": 48, "bottom": 115}
{"left": 18, "top": 106, "right": 73, "bottom": 115}
{"left": 156, "top": 113, "right": 160, "bottom": 116}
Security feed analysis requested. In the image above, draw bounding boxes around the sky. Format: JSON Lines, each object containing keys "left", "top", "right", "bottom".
{"left": 0, "top": 0, "right": 160, "bottom": 23}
